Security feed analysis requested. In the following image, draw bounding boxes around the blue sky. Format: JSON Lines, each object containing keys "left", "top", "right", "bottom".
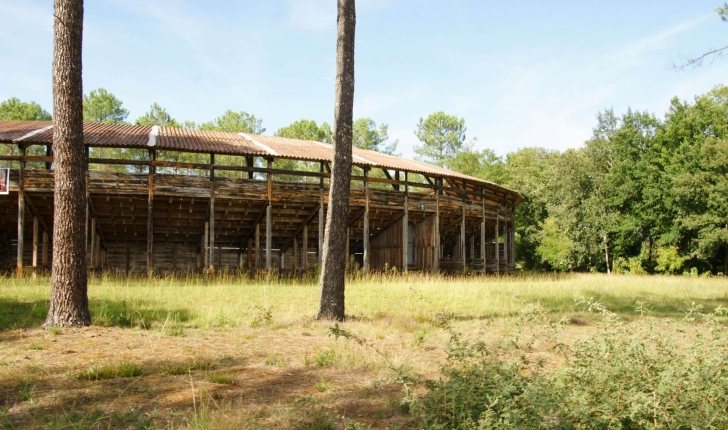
{"left": 1, "top": 0, "right": 726, "bottom": 158}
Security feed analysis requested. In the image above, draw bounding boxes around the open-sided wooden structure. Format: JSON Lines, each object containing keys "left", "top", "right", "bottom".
{"left": 0, "top": 120, "right": 522, "bottom": 276}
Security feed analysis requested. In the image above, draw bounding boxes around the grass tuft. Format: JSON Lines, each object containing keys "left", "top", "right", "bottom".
{"left": 77, "top": 362, "right": 142, "bottom": 380}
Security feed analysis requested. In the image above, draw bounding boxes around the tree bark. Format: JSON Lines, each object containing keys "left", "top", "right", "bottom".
{"left": 317, "top": 0, "right": 355, "bottom": 321}
{"left": 45, "top": 0, "right": 91, "bottom": 327}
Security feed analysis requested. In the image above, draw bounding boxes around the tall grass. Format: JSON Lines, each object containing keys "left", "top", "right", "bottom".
{"left": 1, "top": 272, "right": 727, "bottom": 331}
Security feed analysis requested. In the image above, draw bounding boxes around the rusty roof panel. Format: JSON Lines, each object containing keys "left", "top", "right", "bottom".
{"left": 0, "top": 120, "right": 52, "bottom": 142}
{"left": 0, "top": 120, "right": 521, "bottom": 202}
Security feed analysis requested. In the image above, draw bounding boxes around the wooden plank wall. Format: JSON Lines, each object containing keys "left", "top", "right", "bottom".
{"left": 412, "top": 215, "right": 435, "bottom": 271}
{"left": 371, "top": 217, "right": 404, "bottom": 271}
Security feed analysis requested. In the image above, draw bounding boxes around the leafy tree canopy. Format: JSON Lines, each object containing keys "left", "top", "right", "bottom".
{"left": 275, "top": 119, "right": 332, "bottom": 143}
{"left": 199, "top": 110, "right": 265, "bottom": 134}
{"left": 0, "top": 97, "right": 52, "bottom": 121}
{"left": 352, "top": 118, "right": 398, "bottom": 155}
{"left": 135, "top": 103, "right": 180, "bottom": 127}
{"left": 414, "top": 111, "right": 467, "bottom": 168}
{"left": 83, "top": 88, "right": 129, "bottom": 124}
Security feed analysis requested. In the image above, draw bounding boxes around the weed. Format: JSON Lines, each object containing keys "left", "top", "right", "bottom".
{"left": 250, "top": 305, "right": 273, "bottom": 328}
{"left": 207, "top": 373, "right": 235, "bottom": 385}
{"left": 77, "top": 362, "right": 142, "bottom": 380}
{"left": 264, "top": 352, "right": 286, "bottom": 366}
{"left": 313, "top": 346, "right": 337, "bottom": 368}
{"left": 159, "top": 357, "right": 217, "bottom": 375}
{"left": 28, "top": 340, "right": 44, "bottom": 351}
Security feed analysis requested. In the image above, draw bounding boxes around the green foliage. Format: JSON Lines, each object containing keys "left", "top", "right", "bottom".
{"left": 199, "top": 110, "right": 265, "bottom": 134}
{"left": 535, "top": 218, "right": 573, "bottom": 271}
{"left": 275, "top": 119, "right": 332, "bottom": 143}
{"left": 654, "top": 246, "right": 688, "bottom": 274}
{"left": 415, "top": 301, "right": 728, "bottom": 429}
{"left": 83, "top": 88, "right": 129, "bottom": 123}
{"left": 0, "top": 97, "right": 51, "bottom": 120}
{"left": 352, "top": 118, "right": 398, "bottom": 155}
{"left": 414, "top": 111, "right": 467, "bottom": 167}
{"left": 77, "top": 362, "right": 142, "bottom": 380}
{"left": 134, "top": 102, "right": 180, "bottom": 127}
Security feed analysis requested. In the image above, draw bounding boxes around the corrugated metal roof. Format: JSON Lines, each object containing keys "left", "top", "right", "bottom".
{"left": 0, "top": 120, "right": 522, "bottom": 202}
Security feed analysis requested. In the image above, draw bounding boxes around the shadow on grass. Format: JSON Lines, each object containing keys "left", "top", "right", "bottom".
{"left": 0, "top": 298, "right": 193, "bottom": 332}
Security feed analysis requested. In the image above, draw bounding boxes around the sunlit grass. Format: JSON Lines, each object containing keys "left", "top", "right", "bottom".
{"left": 1, "top": 272, "right": 727, "bottom": 331}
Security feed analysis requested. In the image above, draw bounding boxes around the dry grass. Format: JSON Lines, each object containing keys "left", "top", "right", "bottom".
{"left": 0, "top": 272, "right": 726, "bottom": 428}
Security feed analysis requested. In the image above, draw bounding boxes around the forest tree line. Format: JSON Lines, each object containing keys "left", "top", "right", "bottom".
{"left": 2, "top": 85, "right": 727, "bottom": 275}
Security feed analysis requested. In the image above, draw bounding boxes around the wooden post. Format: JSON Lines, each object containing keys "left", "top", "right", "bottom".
{"left": 32, "top": 216, "right": 39, "bottom": 269}
{"left": 503, "top": 215, "right": 508, "bottom": 274}
{"left": 42, "top": 230, "right": 49, "bottom": 268}
{"left": 203, "top": 221, "right": 209, "bottom": 269}
{"left": 461, "top": 199, "right": 466, "bottom": 273}
{"left": 363, "top": 168, "right": 370, "bottom": 271}
{"left": 302, "top": 223, "right": 308, "bottom": 271}
{"left": 95, "top": 233, "right": 101, "bottom": 271}
{"left": 173, "top": 243, "right": 178, "bottom": 271}
{"left": 147, "top": 149, "right": 155, "bottom": 277}
{"left": 495, "top": 213, "right": 500, "bottom": 276}
{"left": 16, "top": 145, "right": 25, "bottom": 278}
{"left": 126, "top": 243, "right": 130, "bottom": 275}
{"left": 433, "top": 177, "right": 440, "bottom": 272}
{"left": 318, "top": 162, "right": 324, "bottom": 269}
{"left": 247, "top": 238, "right": 253, "bottom": 270}
{"left": 45, "top": 144, "right": 52, "bottom": 170}
{"left": 266, "top": 159, "right": 272, "bottom": 270}
{"left": 402, "top": 171, "right": 408, "bottom": 272}
{"left": 293, "top": 237, "right": 298, "bottom": 271}
{"left": 90, "top": 217, "right": 97, "bottom": 268}
{"left": 481, "top": 191, "right": 486, "bottom": 273}
{"left": 470, "top": 235, "right": 475, "bottom": 266}
{"left": 208, "top": 153, "right": 215, "bottom": 273}
{"left": 255, "top": 223, "right": 260, "bottom": 269}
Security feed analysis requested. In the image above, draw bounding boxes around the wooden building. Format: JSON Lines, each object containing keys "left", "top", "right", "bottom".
{"left": 0, "top": 120, "right": 522, "bottom": 276}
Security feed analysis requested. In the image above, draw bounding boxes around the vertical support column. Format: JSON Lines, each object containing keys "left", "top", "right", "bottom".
{"left": 481, "top": 191, "right": 486, "bottom": 273}
{"left": 32, "top": 216, "right": 39, "bottom": 269}
{"left": 254, "top": 223, "right": 260, "bottom": 269}
{"left": 402, "top": 171, "right": 408, "bottom": 272}
{"left": 511, "top": 210, "right": 516, "bottom": 267}
{"left": 45, "top": 144, "right": 52, "bottom": 170}
{"left": 95, "top": 233, "right": 101, "bottom": 271}
{"left": 208, "top": 153, "right": 215, "bottom": 274}
{"left": 247, "top": 238, "right": 253, "bottom": 270}
{"left": 126, "top": 244, "right": 130, "bottom": 275}
{"left": 461, "top": 202, "right": 466, "bottom": 272}
{"left": 147, "top": 149, "right": 156, "bottom": 277}
{"left": 42, "top": 230, "right": 49, "bottom": 268}
{"left": 470, "top": 235, "right": 475, "bottom": 266}
{"left": 293, "top": 237, "right": 298, "bottom": 271}
{"left": 433, "top": 177, "right": 440, "bottom": 272}
{"left": 318, "top": 162, "right": 324, "bottom": 269}
{"left": 16, "top": 145, "right": 26, "bottom": 278}
{"left": 90, "top": 218, "right": 97, "bottom": 268}
{"left": 346, "top": 228, "right": 350, "bottom": 270}
{"left": 363, "top": 168, "right": 370, "bottom": 271}
{"left": 302, "top": 223, "right": 308, "bottom": 271}
{"left": 495, "top": 212, "right": 500, "bottom": 275}
{"left": 503, "top": 213, "right": 508, "bottom": 274}
{"left": 203, "top": 221, "right": 209, "bottom": 269}
{"left": 266, "top": 159, "right": 272, "bottom": 270}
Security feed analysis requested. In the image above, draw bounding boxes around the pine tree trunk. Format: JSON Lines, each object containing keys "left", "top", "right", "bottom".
{"left": 317, "top": 0, "right": 355, "bottom": 321}
{"left": 45, "top": 0, "right": 91, "bottom": 328}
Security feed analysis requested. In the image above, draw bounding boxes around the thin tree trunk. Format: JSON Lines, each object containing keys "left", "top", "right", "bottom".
{"left": 604, "top": 233, "right": 611, "bottom": 275}
{"left": 317, "top": 0, "right": 355, "bottom": 321}
{"left": 45, "top": 0, "right": 90, "bottom": 328}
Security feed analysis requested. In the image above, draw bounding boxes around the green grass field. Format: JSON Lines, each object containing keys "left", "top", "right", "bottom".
{"left": 1, "top": 273, "right": 727, "bottom": 429}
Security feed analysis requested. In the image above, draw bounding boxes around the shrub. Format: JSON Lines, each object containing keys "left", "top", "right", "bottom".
{"left": 414, "top": 301, "right": 728, "bottom": 429}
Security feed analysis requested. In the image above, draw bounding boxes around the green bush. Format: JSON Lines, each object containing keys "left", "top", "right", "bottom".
{"left": 415, "top": 301, "right": 728, "bottom": 429}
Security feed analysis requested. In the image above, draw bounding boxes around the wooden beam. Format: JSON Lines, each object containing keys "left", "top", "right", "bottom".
{"left": 318, "top": 162, "right": 324, "bottom": 268}
{"left": 16, "top": 145, "right": 25, "bottom": 278}
{"left": 348, "top": 207, "right": 366, "bottom": 227}
{"left": 433, "top": 177, "right": 440, "bottom": 272}
{"left": 461, "top": 201, "right": 466, "bottom": 273}
{"left": 302, "top": 223, "right": 308, "bottom": 270}
{"left": 208, "top": 153, "right": 215, "bottom": 273}
{"left": 481, "top": 189, "right": 486, "bottom": 273}
{"left": 239, "top": 203, "right": 269, "bottom": 250}
{"left": 90, "top": 217, "right": 97, "bottom": 268}
{"left": 147, "top": 149, "right": 155, "bottom": 276}
{"left": 363, "top": 169, "right": 370, "bottom": 271}
{"left": 495, "top": 212, "right": 500, "bottom": 276}
{"left": 42, "top": 230, "right": 49, "bottom": 268}
{"left": 402, "top": 171, "right": 408, "bottom": 272}
{"left": 266, "top": 159, "right": 272, "bottom": 270}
